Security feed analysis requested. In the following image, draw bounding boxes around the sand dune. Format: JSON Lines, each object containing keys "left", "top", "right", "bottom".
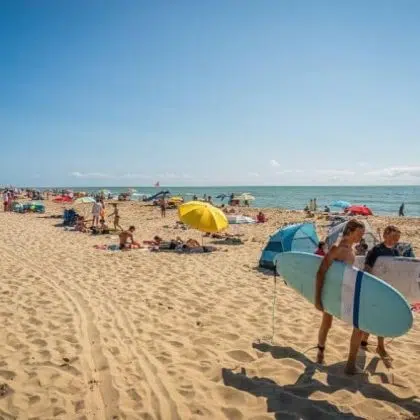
{"left": 0, "top": 202, "right": 419, "bottom": 419}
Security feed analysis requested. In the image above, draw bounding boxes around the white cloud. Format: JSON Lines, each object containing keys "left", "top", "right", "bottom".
{"left": 357, "top": 162, "right": 369, "bottom": 168}
{"left": 248, "top": 172, "right": 260, "bottom": 177}
{"left": 69, "top": 171, "right": 192, "bottom": 180}
{"left": 276, "top": 169, "right": 304, "bottom": 175}
{"left": 121, "top": 173, "right": 152, "bottom": 179}
{"left": 70, "top": 172, "right": 113, "bottom": 179}
{"left": 316, "top": 169, "right": 356, "bottom": 176}
{"left": 365, "top": 166, "right": 420, "bottom": 178}
{"left": 269, "top": 159, "right": 280, "bottom": 167}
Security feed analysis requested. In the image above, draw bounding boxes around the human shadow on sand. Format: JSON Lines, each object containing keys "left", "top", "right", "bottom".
{"left": 222, "top": 366, "right": 364, "bottom": 419}
{"left": 222, "top": 341, "right": 420, "bottom": 419}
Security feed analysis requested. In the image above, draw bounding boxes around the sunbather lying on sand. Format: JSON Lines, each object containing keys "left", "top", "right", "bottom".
{"left": 75, "top": 216, "right": 92, "bottom": 232}
{"left": 144, "top": 236, "right": 183, "bottom": 250}
{"left": 203, "top": 232, "right": 244, "bottom": 239}
{"left": 119, "top": 226, "right": 140, "bottom": 250}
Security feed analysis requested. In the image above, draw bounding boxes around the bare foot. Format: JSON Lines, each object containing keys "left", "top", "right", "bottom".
{"left": 344, "top": 364, "right": 364, "bottom": 375}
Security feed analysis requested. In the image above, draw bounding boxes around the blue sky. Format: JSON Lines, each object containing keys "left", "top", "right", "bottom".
{"left": 1, "top": 0, "right": 420, "bottom": 187}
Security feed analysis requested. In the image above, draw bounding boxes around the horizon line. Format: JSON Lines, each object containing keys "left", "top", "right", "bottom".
{"left": 8, "top": 184, "right": 420, "bottom": 189}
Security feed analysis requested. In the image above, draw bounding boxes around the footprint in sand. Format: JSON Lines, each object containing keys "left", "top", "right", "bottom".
{"left": 221, "top": 332, "right": 240, "bottom": 341}
{"left": 127, "top": 388, "right": 143, "bottom": 403}
{"left": 168, "top": 340, "right": 184, "bottom": 348}
{"left": 0, "top": 370, "right": 16, "bottom": 380}
{"left": 221, "top": 407, "right": 244, "bottom": 420}
{"left": 28, "top": 317, "right": 43, "bottom": 326}
{"left": 226, "top": 350, "right": 255, "bottom": 363}
{"left": 32, "top": 339, "right": 48, "bottom": 347}
{"left": 29, "top": 395, "right": 41, "bottom": 405}
{"left": 109, "top": 346, "right": 120, "bottom": 356}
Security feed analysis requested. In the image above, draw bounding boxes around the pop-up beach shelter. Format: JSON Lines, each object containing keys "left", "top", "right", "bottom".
{"left": 325, "top": 219, "right": 379, "bottom": 251}
{"left": 259, "top": 223, "right": 319, "bottom": 270}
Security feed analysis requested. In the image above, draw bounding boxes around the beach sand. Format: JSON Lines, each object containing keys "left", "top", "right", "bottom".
{"left": 0, "top": 201, "right": 419, "bottom": 419}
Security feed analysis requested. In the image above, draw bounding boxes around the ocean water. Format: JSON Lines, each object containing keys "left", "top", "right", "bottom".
{"left": 68, "top": 185, "right": 420, "bottom": 217}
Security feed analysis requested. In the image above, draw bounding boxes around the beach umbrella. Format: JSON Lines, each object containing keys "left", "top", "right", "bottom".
{"left": 237, "top": 193, "right": 255, "bottom": 201}
{"left": 74, "top": 196, "right": 96, "bottom": 205}
{"left": 347, "top": 205, "right": 373, "bottom": 216}
{"left": 178, "top": 201, "right": 228, "bottom": 233}
{"left": 330, "top": 200, "right": 351, "bottom": 209}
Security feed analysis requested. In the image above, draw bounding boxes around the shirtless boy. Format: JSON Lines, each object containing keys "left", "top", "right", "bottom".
{"left": 315, "top": 219, "right": 365, "bottom": 374}
{"left": 119, "top": 226, "right": 139, "bottom": 250}
{"left": 109, "top": 203, "right": 123, "bottom": 231}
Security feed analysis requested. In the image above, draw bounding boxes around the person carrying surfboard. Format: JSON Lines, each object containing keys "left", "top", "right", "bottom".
{"left": 315, "top": 219, "right": 366, "bottom": 374}
{"left": 361, "top": 225, "right": 401, "bottom": 361}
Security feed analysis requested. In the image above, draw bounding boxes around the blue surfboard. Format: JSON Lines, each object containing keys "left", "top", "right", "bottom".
{"left": 275, "top": 252, "right": 413, "bottom": 337}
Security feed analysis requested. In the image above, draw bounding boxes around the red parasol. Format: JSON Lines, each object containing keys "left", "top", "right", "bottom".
{"left": 347, "top": 205, "right": 373, "bottom": 216}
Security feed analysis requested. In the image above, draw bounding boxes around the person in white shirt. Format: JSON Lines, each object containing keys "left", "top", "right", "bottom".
{"left": 91, "top": 199, "right": 102, "bottom": 227}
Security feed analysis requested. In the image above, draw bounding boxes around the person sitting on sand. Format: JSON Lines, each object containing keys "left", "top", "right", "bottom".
{"left": 119, "top": 226, "right": 140, "bottom": 250}
{"left": 91, "top": 219, "right": 110, "bottom": 235}
{"left": 75, "top": 216, "right": 91, "bottom": 233}
{"left": 256, "top": 211, "right": 267, "bottom": 223}
{"left": 361, "top": 225, "right": 401, "bottom": 361}
{"left": 108, "top": 203, "right": 122, "bottom": 231}
{"left": 315, "top": 219, "right": 365, "bottom": 374}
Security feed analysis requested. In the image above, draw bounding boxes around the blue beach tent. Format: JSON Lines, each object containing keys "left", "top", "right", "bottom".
{"left": 259, "top": 223, "right": 319, "bottom": 270}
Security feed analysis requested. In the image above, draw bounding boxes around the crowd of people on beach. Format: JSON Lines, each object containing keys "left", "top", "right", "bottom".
{"left": 2, "top": 186, "right": 417, "bottom": 377}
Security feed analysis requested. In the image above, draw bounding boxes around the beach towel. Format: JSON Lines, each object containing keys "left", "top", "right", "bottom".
{"left": 94, "top": 244, "right": 149, "bottom": 252}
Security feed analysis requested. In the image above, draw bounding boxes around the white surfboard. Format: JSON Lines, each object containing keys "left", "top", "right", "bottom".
{"left": 354, "top": 256, "right": 420, "bottom": 304}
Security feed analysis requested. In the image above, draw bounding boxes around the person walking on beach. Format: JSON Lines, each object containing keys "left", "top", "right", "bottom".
{"left": 315, "top": 219, "right": 365, "bottom": 374}
{"left": 361, "top": 225, "right": 401, "bottom": 361}
{"left": 399, "top": 202, "right": 405, "bottom": 217}
{"left": 108, "top": 203, "right": 123, "bottom": 231}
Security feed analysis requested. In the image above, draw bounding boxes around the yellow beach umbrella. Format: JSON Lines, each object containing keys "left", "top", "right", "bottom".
{"left": 178, "top": 201, "right": 228, "bottom": 233}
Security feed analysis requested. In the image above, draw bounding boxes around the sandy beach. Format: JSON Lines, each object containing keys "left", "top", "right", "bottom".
{"left": 0, "top": 201, "right": 419, "bottom": 420}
